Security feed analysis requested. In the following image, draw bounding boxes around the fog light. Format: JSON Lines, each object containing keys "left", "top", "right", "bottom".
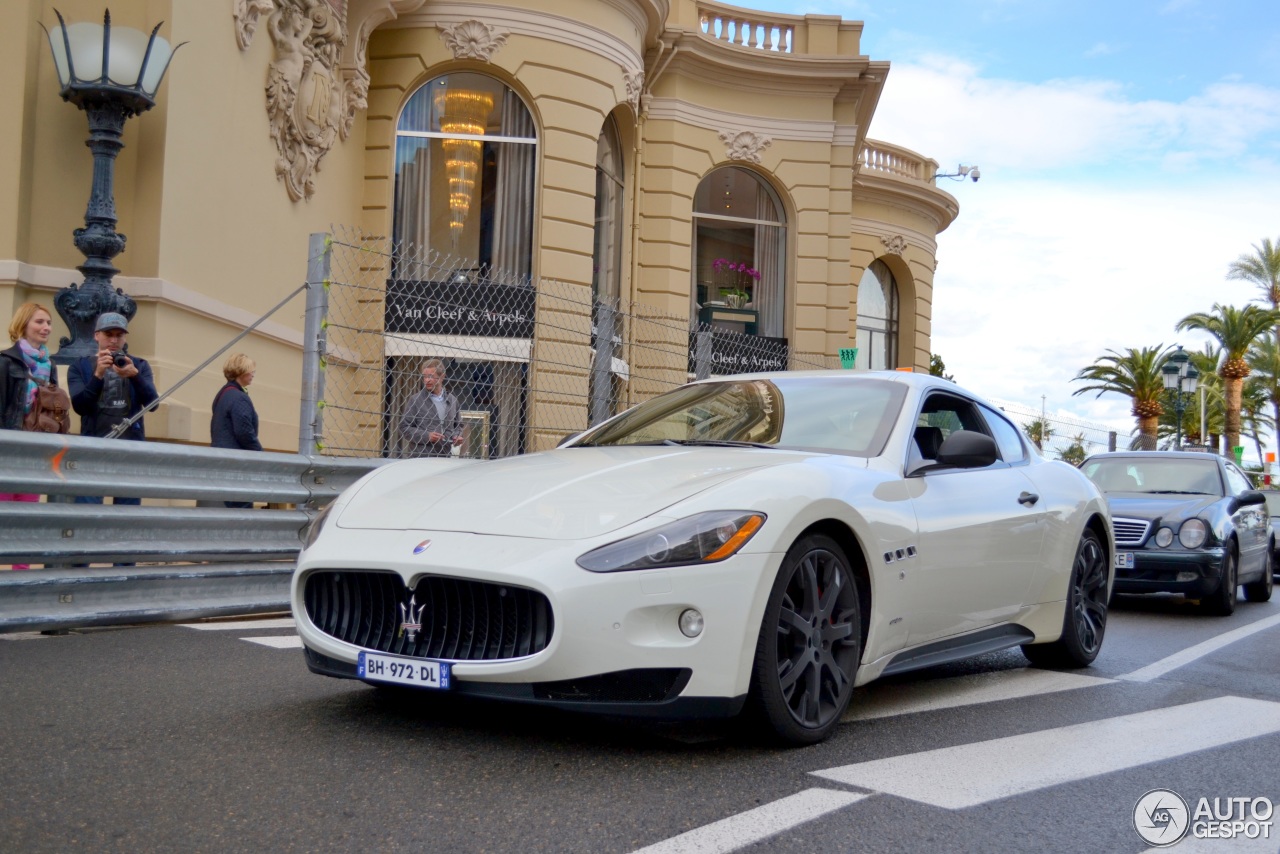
{"left": 1176, "top": 571, "right": 1198, "bottom": 582}
{"left": 678, "top": 608, "right": 704, "bottom": 638}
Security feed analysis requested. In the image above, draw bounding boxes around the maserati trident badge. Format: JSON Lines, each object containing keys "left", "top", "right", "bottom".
{"left": 398, "top": 595, "right": 425, "bottom": 642}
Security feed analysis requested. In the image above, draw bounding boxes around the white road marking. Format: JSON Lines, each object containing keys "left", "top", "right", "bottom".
{"left": 813, "top": 696, "right": 1280, "bottom": 809}
{"left": 180, "top": 618, "right": 296, "bottom": 631}
{"left": 1120, "top": 613, "right": 1280, "bottom": 683}
{"left": 627, "top": 788, "right": 869, "bottom": 854}
{"left": 845, "top": 668, "right": 1112, "bottom": 722}
{"left": 242, "top": 635, "right": 304, "bottom": 649}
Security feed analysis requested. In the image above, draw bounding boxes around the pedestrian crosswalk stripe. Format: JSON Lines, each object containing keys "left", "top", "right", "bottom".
{"left": 627, "top": 788, "right": 869, "bottom": 854}
{"left": 180, "top": 618, "right": 296, "bottom": 631}
{"left": 845, "top": 668, "right": 1111, "bottom": 722}
{"left": 812, "top": 696, "right": 1280, "bottom": 809}
{"left": 1119, "top": 612, "right": 1280, "bottom": 683}
{"left": 242, "top": 636, "right": 304, "bottom": 649}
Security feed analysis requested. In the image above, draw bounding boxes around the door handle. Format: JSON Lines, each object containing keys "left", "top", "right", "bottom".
{"left": 1018, "top": 491, "right": 1039, "bottom": 506}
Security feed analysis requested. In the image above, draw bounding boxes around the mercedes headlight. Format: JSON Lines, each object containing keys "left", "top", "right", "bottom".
{"left": 577, "top": 511, "right": 766, "bottom": 572}
{"left": 1178, "top": 518, "right": 1208, "bottom": 549}
{"left": 302, "top": 502, "right": 335, "bottom": 551}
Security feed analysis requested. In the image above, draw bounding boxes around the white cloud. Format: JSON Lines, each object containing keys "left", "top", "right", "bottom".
{"left": 861, "top": 56, "right": 1280, "bottom": 456}
{"left": 1084, "top": 42, "right": 1118, "bottom": 58}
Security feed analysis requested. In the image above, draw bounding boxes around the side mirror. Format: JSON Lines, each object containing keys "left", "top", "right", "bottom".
{"left": 935, "top": 430, "right": 999, "bottom": 469}
{"left": 1231, "top": 489, "right": 1266, "bottom": 512}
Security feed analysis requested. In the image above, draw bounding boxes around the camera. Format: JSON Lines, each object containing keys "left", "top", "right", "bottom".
{"left": 112, "top": 352, "right": 129, "bottom": 369}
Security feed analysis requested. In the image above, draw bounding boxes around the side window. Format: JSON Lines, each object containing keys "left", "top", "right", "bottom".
{"left": 1224, "top": 464, "right": 1251, "bottom": 496}
{"left": 979, "top": 404, "right": 1027, "bottom": 464}
{"left": 910, "top": 392, "right": 989, "bottom": 467}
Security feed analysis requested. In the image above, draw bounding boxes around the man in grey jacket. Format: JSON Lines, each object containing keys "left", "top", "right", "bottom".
{"left": 400, "top": 358, "right": 463, "bottom": 457}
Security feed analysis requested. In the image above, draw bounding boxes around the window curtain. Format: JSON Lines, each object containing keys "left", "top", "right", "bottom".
{"left": 491, "top": 91, "right": 535, "bottom": 282}
{"left": 754, "top": 192, "right": 783, "bottom": 337}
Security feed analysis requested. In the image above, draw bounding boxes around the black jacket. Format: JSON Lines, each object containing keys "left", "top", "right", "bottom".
{"left": 67, "top": 353, "right": 159, "bottom": 440}
{"left": 210, "top": 381, "right": 262, "bottom": 451}
{"left": 0, "top": 344, "right": 28, "bottom": 431}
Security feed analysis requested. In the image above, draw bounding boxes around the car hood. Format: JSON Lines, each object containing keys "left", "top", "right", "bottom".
{"left": 1104, "top": 493, "right": 1220, "bottom": 523}
{"left": 335, "top": 446, "right": 794, "bottom": 539}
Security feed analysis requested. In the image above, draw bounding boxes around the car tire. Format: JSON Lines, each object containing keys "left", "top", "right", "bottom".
{"left": 748, "top": 534, "right": 861, "bottom": 745}
{"left": 1243, "top": 548, "right": 1274, "bottom": 602}
{"left": 1023, "top": 528, "right": 1109, "bottom": 668}
{"left": 1199, "top": 548, "right": 1238, "bottom": 616}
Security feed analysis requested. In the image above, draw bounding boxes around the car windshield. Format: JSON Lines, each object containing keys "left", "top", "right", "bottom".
{"left": 575, "top": 377, "right": 906, "bottom": 457}
{"left": 1264, "top": 492, "right": 1280, "bottom": 516}
{"left": 1083, "top": 458, "right": 1223, "bottom": 496}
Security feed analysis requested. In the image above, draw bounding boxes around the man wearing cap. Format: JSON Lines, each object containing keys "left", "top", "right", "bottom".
{"left": 68, "top": 313, "right": 159, "bottom": 507}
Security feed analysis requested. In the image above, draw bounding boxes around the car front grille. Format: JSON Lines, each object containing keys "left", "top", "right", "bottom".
{"left": 1112, "top": 517, "right": 1151, "bottom": 547}
{"left": 303, "top": 570, "right": 554, "bottom": 661}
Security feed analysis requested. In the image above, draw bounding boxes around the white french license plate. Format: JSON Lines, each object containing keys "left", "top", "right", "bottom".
{"left": 1115, "top": 552, "right": 1135, "bottom": 569}
{"left": 358, "top": 651, "right": 451, "bottom": 690}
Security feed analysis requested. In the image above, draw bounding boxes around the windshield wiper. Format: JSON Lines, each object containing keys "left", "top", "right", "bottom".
{"left": 660, "top": 439, "right": 774, "bottom": 449}
{"left": 1146, "top": 490, "right": 1214, "bottom": 495}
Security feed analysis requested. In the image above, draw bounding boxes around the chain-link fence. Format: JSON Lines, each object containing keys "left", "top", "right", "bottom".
{"left": 310, "top": 228, "right": 829, "bottom": 459}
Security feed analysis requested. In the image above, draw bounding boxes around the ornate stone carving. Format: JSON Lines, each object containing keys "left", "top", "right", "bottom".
{"left": 880, "top": 234, "right": 908, "bottom": 255}
{"left": 439, "top": 19, "right": 509, "bottom": 62}
{"left": 718, "top": 130, "right": 772, "bottom": 164}
{"left": 624, "top": 69, "right": 644, "bottom": 113}
{"left": 234, "top": 0, "right": 276, "bottom": 51}
{"left": 265, "top": 0, "right": 347, "bottom": 202}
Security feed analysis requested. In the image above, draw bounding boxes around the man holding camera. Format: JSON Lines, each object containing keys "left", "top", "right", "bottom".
{"left": 68, "top": 313, "right": 158, "bottom": 507}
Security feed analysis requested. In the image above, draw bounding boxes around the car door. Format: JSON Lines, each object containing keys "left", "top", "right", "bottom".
{"left": 1224, "top": 462, "right": 1268, "bottom": 577}
{"left": 903, "top": 393, "right": 1047, "bottom": 646}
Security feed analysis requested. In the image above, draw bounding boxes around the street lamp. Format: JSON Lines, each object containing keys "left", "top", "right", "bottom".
{"left": 41, "top": 9, "right": 182, "bottom": 364}
{"left": 1161, "top": 346, "right": 1200, "bottom": 450}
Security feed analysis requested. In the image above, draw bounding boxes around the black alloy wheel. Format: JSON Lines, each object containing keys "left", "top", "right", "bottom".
{"left": 750, "top": 534, "right": 861, "bottom": 745}
{"left": 1200, "top": 547, "right": 1238, "bottom": 616}
{"left": 1243, "top": 547, "right": 1274, "bottom": 602}
{"left": 1023, "top": 528, "right": 1109, "bottom": 668}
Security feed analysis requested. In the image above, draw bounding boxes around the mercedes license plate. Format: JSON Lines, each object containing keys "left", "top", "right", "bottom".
{"left": 358, "top": 651, "right": 451, "bottom": 690}
{"left": 1115, "top": 552, "right": 1135, "bottom": 570}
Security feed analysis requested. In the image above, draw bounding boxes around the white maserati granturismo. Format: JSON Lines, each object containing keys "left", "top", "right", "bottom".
{"left": 292, "top": 371, "right": 1113, "bottom": 744}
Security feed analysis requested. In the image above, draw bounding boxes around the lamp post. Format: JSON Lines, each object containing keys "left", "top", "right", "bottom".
{"left": 41, "top": 9, "right": 181, "bottom": 364}
{"left": 1161, "top": 346, "right": 1200, "bottom": 450}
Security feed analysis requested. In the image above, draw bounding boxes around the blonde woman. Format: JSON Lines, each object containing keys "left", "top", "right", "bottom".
{"left": 211, "top": 353, "right": 262, "bottom": 508}
{"left": 1, "top": 302, "right": 57, "bottom": 569}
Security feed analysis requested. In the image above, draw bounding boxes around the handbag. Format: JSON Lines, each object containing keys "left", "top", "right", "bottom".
{"left": 22, "top": 375, "right": 72, "bottom": 434}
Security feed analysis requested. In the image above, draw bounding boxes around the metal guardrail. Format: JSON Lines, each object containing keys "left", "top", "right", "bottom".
{"left": 0, "top": 431, "right": 383, "bottom": 632}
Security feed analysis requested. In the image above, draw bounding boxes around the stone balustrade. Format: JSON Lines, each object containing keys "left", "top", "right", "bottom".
{"left": 697, "top": 1, "right": 795, "bottom": 52}
{"left": 859, "top": 141, "right": 938, "bottom": 182}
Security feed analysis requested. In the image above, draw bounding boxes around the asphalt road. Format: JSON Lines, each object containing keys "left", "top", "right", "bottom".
{"left": 2, "top": 594, "right": 1278, "bottom": 854}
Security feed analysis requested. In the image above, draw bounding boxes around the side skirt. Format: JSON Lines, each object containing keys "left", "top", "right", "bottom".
{"left": 879, "top": 624, "right": 1036, "bottom": 677}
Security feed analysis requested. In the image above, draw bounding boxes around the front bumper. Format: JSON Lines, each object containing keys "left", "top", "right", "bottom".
{"left": 291, "top": 527, "right": 781, "bottom": 710}
{"left": 1113, "top": 546, "right": 1227, "bottom": 596}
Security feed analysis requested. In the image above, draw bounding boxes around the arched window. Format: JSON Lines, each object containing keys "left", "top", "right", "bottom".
{"left": 692, "top": 167, "right": 786, "bottom": 337}
{"left": 855, "top": 259, "right": 899, "bottom": 370}
{"left": 393, "top": 72, "right": 536, "bottom": 279}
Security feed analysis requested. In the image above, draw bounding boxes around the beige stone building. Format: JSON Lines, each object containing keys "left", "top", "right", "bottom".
{"left": 3, "top": 0, "right": 959, "bottom": 454}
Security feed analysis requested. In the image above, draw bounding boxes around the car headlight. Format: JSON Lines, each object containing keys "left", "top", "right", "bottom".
{"left": 1178, "top": 518, "right": 1208, "bottom": 549}
{"left": 1154, "top": 527, "right": 1174, "bottom": 548}
{"left": 576, "top": 511, "right": 766, "bottom": 572}
{"left": 302, "top": 502, "right": 335, "bottom": 551}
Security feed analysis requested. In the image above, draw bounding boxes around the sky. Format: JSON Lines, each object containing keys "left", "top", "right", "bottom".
{"left": 777, "top": 1, "right": 1280, "bottom": 454}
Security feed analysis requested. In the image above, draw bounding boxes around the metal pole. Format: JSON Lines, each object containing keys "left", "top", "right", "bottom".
{"left": 299, "top": 233, "right": 331, "bottom": 454}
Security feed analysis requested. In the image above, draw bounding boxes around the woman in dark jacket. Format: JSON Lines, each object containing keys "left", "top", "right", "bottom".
{"left": 211, "top": 354, "right": 262, "bottom": 508}
{"left": 2, "top": 302, "right": 57, "bottom": 569}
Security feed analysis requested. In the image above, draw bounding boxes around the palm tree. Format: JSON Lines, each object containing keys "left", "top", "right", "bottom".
{"left": 1188, "top": 345, "right": 1223, "bottom": 450}
{"left": 1228, "top": 237, "right": 1280, "bottom": 340}
{"left": 1056, "top": 432, "right": 1088, "bottom": 466}
{"left": 1177, "top": 304, "right": 1280, "bottom": 456}
{"left": 1247, "top": 333, "right": 1280, "bottom": 465}
{"left": 1023, "top": 418, "right": 1052, "bottom": 451}
{"left": 1073, "top": 346, "right": 1171, "bottom": 450}
{"left": 1241, "top": 377, "right": 1274, "bottom": 467}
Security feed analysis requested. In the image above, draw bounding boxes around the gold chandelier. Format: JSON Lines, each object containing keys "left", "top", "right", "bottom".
{"left": 434, "top": 89, "right": 494, "bottom": 247}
